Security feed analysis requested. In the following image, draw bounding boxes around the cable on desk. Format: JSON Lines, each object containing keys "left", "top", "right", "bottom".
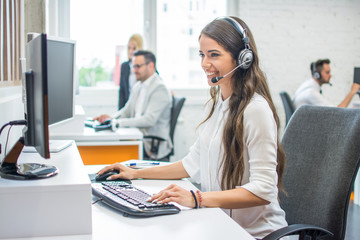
{"left": 92, "top": 198, "right": 103, "bottom": 205}
{"left": 0, "top": 120, "right": 27, "bottom": 156}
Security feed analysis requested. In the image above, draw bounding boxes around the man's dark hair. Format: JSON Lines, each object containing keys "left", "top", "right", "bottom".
{"left": 311, "top": 58, "right": 330, "bottom": 74}
{"left": 133, "top": 50, "right": 156, "bottom": 68}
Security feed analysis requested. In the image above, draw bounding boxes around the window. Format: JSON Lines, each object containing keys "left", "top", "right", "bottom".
{"left": 0, "top": 0, "right": 22, "bottom": 87}
{"left": 69, "top": 0, "right": 143, "bottom": 87}
{"left": 157, "top": 0, "right": 226, "bottom": 88}
{"left": 66, "top": 0, "right": 227, "bottom": 88}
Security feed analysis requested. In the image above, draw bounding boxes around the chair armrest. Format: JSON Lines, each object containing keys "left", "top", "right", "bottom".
{"left": 262, "top": 224, "right": 333, "bottom": 240}
{"left": 143, "top": 135, "right": 166, "bottom": 158}
{"left": 143, "top": 135, "right": 166, "bottom": 142}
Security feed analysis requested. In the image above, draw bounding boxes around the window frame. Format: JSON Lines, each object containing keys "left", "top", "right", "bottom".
{"left": 47, "top": 0, "right": 236, "bottom": 89}
{"left": 0, "top": 0, "right": 23, "bottom": 87}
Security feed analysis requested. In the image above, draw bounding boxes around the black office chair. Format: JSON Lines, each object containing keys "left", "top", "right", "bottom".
{"left": 263, "top": 105, "right": 360, "bottom": 240}
{"left": 279, "top": 91, "right": 296, "bottom": 126}
{"left": 144, "top": 96, "right": 186, "bottom": 161}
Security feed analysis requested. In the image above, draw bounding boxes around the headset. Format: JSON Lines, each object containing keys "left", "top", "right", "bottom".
{"left": 218, "top": 17, "right": 254, "bottom": 70}
{"left": 311, "top": 62, "right": 321, "bottom": 80}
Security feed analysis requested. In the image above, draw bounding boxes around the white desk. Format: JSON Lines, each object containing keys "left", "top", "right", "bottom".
{"left": 0, "top": 144, "right": 254, "bottom": 240}
{"left": 88, "top": 183, "right": 255, "bottom": 240}
{"left": 0, "top": 142, "right": 92, "bottom": 239}
{"left": 0, "top": 160, "right": 255, "bottom": 240}
{"left": 50, "top": 127, "right": 143, "bottom": 165}
{"left": 86, "top": 165, "right": 255, "bottom": 240}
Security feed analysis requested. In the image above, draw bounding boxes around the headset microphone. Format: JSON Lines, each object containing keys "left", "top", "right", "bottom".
{"left": 211, "top": 60, "right": 251, "bottom": 83}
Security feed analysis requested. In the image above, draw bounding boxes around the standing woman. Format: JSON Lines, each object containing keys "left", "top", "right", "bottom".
{"left": 118, "top": 34, "right": 144, "bottom": 110}
{"left": 98, "top": 16, "right": 287, "bottom": 238}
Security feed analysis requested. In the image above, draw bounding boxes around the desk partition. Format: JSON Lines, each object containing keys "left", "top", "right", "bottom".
{"left": 50, "top": 127, "right": 143, "bottom": 165}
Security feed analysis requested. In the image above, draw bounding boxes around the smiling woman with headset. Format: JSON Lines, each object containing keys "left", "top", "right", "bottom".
{"left": 97, "top": 16, "right": 287, "bottom": 238}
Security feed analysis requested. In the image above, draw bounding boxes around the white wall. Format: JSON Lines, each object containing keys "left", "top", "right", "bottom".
{"left": 237, "top": 0, "right": 360, "bottom": 130}
{"left": 0, "top": 87, "right": 25, "bottom": 161}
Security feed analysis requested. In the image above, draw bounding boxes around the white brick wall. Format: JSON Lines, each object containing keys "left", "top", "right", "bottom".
{"left": 237, "top": 0, "right": 360, "bottom": 130}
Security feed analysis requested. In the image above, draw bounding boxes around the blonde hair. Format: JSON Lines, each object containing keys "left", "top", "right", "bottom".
{"left": 129, "top": 34, "right": 143, "bottom": 50}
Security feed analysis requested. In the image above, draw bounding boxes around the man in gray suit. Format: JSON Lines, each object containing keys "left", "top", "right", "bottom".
{"left": 94, "top": 50, "right": 172, "bottom": 159}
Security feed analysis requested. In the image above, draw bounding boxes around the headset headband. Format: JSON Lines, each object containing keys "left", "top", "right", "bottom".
{"left": 218, "top": 17, "right": 251, "bottom": 48}
{"left": 216, "top": 16, "right": 254, "bottom": 69}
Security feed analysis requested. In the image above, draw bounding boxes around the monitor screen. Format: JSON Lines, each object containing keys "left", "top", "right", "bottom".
{"left": 47, "top": 37, "right": 76, "bottom": 126}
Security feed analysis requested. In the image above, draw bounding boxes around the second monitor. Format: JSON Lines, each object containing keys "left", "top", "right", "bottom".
{"left": 47, "top": 36, "right": 76, "bottom": 126}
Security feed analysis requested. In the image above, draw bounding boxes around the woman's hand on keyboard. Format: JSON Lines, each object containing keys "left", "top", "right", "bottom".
{"left": 149, "top": 184, "right": 197, "bottom": 208}
{"left": 93, "top": 114, "right": 112, "bottom": 124}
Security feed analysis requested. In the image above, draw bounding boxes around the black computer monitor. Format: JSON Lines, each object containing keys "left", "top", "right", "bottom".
{"left": 47, "top": 37, "right": 76, "bottom": 126}
{"left": 0, "top": 33, "right": 58, "bottom": 180}
{"left": 354, "top": 67, "right": 360, "bottom": 85}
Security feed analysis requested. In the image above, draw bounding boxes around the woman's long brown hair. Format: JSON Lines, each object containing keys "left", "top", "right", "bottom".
{"left": 200, "top": 17, "right": 286, "bottom": 191}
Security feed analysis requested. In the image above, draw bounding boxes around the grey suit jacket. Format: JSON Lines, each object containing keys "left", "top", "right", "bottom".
{"left": 112, "top": 73, "right": 172, "bottom": 159}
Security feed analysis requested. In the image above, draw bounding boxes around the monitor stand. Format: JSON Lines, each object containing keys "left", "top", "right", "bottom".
{"left": 22, "top": 140, "right": 72, "bottom": 153}
{"left": 0, "top": 138, "right": 58, "bottom": 180}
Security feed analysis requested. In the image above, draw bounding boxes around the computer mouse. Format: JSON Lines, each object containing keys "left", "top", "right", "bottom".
{"left": 95, "top": 170, "right": 119, "bottom": 181}
{"left": 94, "top": 170, "right": 131, "bottom": 183}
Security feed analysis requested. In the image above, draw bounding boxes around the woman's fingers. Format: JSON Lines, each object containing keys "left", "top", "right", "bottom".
{"left": 148, "top": 185, "right": 196, "bottom": 208}
{"left": 97, "top": 164, "right": 117, "bottom": 175}
{"left": 152, "top": 190, "right": 179, "bottom": 203}
{"left": 150, "top": 184, "right": 177, "bottom": 201}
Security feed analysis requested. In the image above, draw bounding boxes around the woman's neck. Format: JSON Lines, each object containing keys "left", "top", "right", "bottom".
{"left": 219, "top": 81, "right": 233, "bottom": 100}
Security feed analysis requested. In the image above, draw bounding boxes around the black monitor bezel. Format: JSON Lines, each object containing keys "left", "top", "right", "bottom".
{"left": 23, "top": 33, "right": 50, "bottom": 158}
{"left": 354, "top": 67, "right": 360, "bottom": 85}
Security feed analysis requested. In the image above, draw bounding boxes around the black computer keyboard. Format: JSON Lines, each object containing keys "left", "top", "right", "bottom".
{"left": 84, "top": 119, "right": 112, "bottom": 131}
{"left": 92, "top": 181, "right": 181, "bottom": 217}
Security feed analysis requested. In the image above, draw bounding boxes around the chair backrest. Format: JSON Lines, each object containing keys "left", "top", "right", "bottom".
{"left": 169, "top": 96, "right": 186, "bottom": 155}
{"left": 279, "top": 105, "right": 360, "bottom": 240}
{"left": 280, "top": 91, "right": 296, "bottom": 126}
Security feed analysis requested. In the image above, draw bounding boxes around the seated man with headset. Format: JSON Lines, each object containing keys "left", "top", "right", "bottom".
{"left": 293, "top": 58, "right": 360, "bottom": 109}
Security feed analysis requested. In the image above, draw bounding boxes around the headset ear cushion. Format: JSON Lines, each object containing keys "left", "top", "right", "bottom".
{"left": 238, "top": 49, "right": 254, "bottom": 69}
{"left": 313, "top": 72, "right": 320, "bottom": 79}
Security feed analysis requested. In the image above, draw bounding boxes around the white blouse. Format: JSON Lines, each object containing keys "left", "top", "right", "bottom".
{"left": 182, "top": 93, "right": 287, "bottom": 239}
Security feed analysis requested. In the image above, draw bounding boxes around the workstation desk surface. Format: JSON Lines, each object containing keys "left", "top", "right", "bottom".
{"left": 85, "top": 164, "right": 255, "bottom": 240}
{"left": 0, "top": 146, "right": 255, "bottom": 240}
{"left": 50, "top": 126, "right": 143, "bottom": 142}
